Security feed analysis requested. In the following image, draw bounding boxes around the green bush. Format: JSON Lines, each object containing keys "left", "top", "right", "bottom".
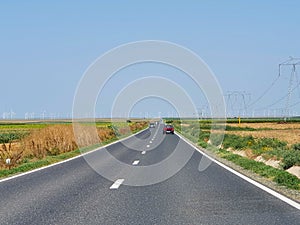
{"left": 209, "top": 133, "right": 224, "bottom": 146}
{"left": 219, "top": 149, "right": 300, "bottom": 190}
{"left": 198, "top": 140, "right": 208, "bottom": 148}
{"left": 222, "top": 134, "right": 287, "bottom": 154}
{"left": 222, "top": 134, "right": 254, "bottom": 150}
{"left": 253, "top": 138, "right": 287, "bottom": 151}
{"left": 0, "top": 132, "right": 27, "bottom": 143}
{"left": 274, "top": 171, "right": 300, "bottom": 189}
{"left": 190, "top": 126, "right": 200, "bottom": 137}
{"left": 292, "top": 143, "right": 300, "bottom": 151}
{"left": 282, "top": 150, "right": 300, "bottom": 169}
{"left": 261, "top": 148, "right": 285, "bottom": 160}
{"left": 199, "top": 123, "right": 212, "bottom": 130}
{"left": 225, "top": 125, "right": 256, "bottom": 131}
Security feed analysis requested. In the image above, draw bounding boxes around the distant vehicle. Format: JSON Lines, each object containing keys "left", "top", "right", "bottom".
{"left": 149, "top": 122, "right": 155, "bottom": 128}
{"left": 163, "top": 124, "right": 174, "bottom": 134}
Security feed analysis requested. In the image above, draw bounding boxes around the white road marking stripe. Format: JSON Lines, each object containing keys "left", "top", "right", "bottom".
{"left": 146, "top": 145, "right": 150, "bottom": 148}
{"left": 141, "top": 151, "right": 146, "bottom": 155}
{"left": 132, "top": 160, "right": 140, "bottom": 165}
{"left": 110, "top": 179, "right": 125, "bottom": 189}
{"left": 150, "top": 141, "right": 152, "bottom": 143}
{"left": 176, "top": 131, "right": 300, "bottom": 210}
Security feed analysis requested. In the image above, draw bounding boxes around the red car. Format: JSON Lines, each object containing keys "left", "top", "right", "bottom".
{"left": 163, "top": 124, "right": 174, "bottom": 134}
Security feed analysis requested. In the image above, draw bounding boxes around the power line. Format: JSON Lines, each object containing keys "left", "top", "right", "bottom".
{"left": 279, "top": 57, "right": 300, "bottom": 118}
{"left": 255, "top": 80, "right": 300, "bottom": 110}
{"left": 248, "top": 57, "right": 300, "bottom": 113}
{"left": 253, "top": 57, "right": 300, "bottom": 115}
{"left": 247, "top": 74, "right": 280, "bottom": 107}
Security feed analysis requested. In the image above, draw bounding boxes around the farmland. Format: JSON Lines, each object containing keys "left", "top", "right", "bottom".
{"left": 225, "top": 122, "right": 300, "bottom": 145}
{"left": 0, "top": 120, "right": 147, "bottom": 177}
{"left": 172, "top": 118, "right": 300, "bottom": 192}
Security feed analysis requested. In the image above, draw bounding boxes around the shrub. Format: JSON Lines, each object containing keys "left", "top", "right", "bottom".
{"left": 292, "top": 143, "right": 300, "bottom": 151}
{"left": 198, "top": 140, "right": 208, "bottom": 148}
{"left": 219, "top": 149, "right": 300, "bottom": 190}
{"left": 282, "top": 150, "right": 300, "bottom": 170}
{"left": 274, "top": 171, "right": 300, "bottom": 189}
{"left": 253, "top": 138, "right": 287, "bottom": 151}
{"left": 222, "top": 134, "right": 254, "bottom": 150}
{"left": 225, "top": 125, "right": 256, "bottom": 131}
{"left": 0, "top": 132, "right": 27, "bottom": 143}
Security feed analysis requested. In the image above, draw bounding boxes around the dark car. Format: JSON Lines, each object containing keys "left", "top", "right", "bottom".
{"left": 163, "top": 124, "right": 174, "bottom": 134}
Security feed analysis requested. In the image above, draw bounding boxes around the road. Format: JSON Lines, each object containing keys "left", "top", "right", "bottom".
{"left": 0, "top": 122, "right": 299, "bottom": 225}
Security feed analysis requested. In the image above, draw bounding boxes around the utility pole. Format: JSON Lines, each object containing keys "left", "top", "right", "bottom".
{"left": 224, "top": 91, "right": 251, "bottom": 118}
{"left": 279, "top": 57, "right": 300, "bottom": 120}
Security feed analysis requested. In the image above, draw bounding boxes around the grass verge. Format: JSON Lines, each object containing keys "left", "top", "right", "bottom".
{"left": 175, "top": 126, "right": 300, "bottom": 191}
{"left": 218, "top": 149, "right": 300, "bottom": 190}
{"left": 0, "top": 129, "right": 144, "bottom": 179}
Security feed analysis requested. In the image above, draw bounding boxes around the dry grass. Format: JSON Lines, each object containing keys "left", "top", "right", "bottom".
{"left": 22, "top": 125, "right": 78, "bottom": 158}
{"left": 226, "top": 129, "right": 300, "bottom": 145}
{"left": 0, "top": 142, "right": 23, "bottom": 169}
{"left": 22, "top": 124, "right": 121, "bottom": 158}
{"left": 227, "top": 122, "right": 300, "bottom": 145}
{"left": 0, "top": 121, "right": 147, "bottom": 169}
{"left": 130, "top": 121, "right": 148, "bottom": 132}
{"left": 229, "top": 122, "right": 300, "bottom": 130}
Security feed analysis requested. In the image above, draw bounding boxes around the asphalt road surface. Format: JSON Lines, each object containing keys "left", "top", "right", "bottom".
{"left": 0, "top": 122, "right": 299, "bottom": 225}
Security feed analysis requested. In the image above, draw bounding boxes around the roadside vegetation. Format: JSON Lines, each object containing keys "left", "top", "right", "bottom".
{"left": 0, "top": 120, "right": 147, "bottom": 178}
{"left": 173, "top": 118, "right": 300, "bottom": 190}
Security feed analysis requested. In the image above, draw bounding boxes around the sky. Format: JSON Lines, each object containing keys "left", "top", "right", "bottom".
{"left": 1, "top": 1, "right": 300, "bottom": 119}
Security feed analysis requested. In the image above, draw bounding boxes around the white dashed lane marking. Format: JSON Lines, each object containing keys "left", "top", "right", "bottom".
{"left": 110, "top": 179, "right": 125, "bottom": 190}
{"left": 132, "top": 160, "right": 140, "bottom": 166}
{"left": 141, "top": 151, "right": 146, "bottom": 155}
{"left": 146, "top": 145, "right": 150, "bottom": 148}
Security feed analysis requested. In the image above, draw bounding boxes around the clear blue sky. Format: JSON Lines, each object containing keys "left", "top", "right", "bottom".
{"left": 1, "top": 1, "right": 300, "bottom": 119}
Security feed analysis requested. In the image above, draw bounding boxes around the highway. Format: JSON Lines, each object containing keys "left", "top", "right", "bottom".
{"left": 0, "top": 122, "right": 300, "bottom": 225}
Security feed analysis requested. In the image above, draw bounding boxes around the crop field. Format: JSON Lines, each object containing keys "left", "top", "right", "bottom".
{"left": 226, "top": 122, "right": 300, "bottom": 145}
{"left": 0, "top": 120, "right": 147, "bottom": 177}
{"left": 172, "top": 118, "right": 300, "bottom": 190}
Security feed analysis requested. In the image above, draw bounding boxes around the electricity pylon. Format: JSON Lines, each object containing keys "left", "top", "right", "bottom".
{"left": 279, "top": 57, "right": 300, "bottom": 119}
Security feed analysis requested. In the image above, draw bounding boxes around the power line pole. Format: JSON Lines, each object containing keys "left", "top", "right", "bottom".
{"left": 279, "top": 57, "right": 300, "bottom": 120}
{"left": 224, "top": 91, "right": 251, "bottom": 118}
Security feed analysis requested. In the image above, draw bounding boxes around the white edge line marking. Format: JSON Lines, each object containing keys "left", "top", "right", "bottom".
{"left": 175, "top": 131, "right": 300, "bottom": 210}
{"left": 132, "top": 160, "right": 140, "bottom": 166}
{"left": 141, "top": 151, "right": 146, "bottom": 155}
{"left": 0, "top": 128, "right": 147, "bottom": 183}
{"left": 110, "top": 179, "right": 125, "bottom": 189}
